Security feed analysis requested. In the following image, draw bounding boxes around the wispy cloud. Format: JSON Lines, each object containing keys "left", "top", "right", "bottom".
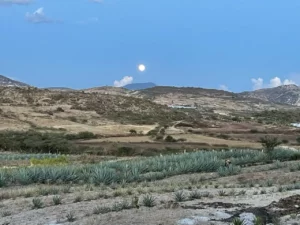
{"left": 25, "top": 7, "right": 60, "bottom": 24}
{"left": 114, "top": 76, "right": 133, "bottom": 87}
{"left": 219, "top": 84, "right": 230, "bottom": 91}
{"left": 77, "top": 17, "right": 99, "bottom": 25}
{"left": 251, "top": 76, "right": 297, "bottom": 90}
{"left": 0, "top": 0, "right": 32, "bottom": 5}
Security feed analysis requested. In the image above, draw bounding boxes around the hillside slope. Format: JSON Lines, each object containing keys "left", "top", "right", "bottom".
{"left": 0, "top": 86, "right": 190, "bottom": 127}
{"left": 240, "top": 84, "right": 300, "bottom": 106}
{"left": 133, "top": 86, "right": 294, "bottom": 113}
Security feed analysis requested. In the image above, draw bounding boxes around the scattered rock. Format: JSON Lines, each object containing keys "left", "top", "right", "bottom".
{"left": 178, "top": 218, "right": 196, "bottom": 225}
{"left": 214, "top": 211, "right": 232, "bottom": 220}
{"left": 192, "top": 216, "right": 210, "bottom": 222}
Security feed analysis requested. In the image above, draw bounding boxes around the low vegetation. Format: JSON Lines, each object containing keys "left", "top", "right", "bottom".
{"left": 253, "top": 109, "right": 300, "bottom": 125}
{"left": 30, "top": 156, "right": 68, "bottom": 166}
{"left": 259, "top": 136, "right": 282, "bottom": 153}
{"left": 0, "top": 130, "right": 98, "bottom": 154}
{"left": 0, "top": 148, "right": 299, "bottom": 187}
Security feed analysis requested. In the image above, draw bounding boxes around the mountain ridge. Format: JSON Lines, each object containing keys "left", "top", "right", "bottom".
{"left": 240, "top": 84, "right": 300, "bottom": 106}
{"left": 0, "top": 75, "right": 30, "bottom": 87}
{"left": 1, "top": 74, "right": 300, "bottom": 106}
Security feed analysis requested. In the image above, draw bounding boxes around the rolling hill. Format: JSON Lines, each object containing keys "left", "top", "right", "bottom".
{"left": 240, "top": 84, "right": 300, "bottom": 106}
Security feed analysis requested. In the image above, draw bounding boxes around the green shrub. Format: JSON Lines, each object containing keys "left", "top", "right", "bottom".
{"left": 259, "top": 136, "right": 282, "bottom": 153}
{"left": 32, "top": 198, "right": 43, "bottom": 209}
{"left": 147, "top": 128, "right": 159, "bottom": 136}
{"left": 217, "top": 134, "right": 230, "bottom": 140}
{"left": 159, "top": 128, "right": 165, "bottom": 135}
{"left": 68, "top": 116, "right": 78, "bottom": 122}
{"left": 117, "top": 147, "right": 135, "bottom": 156}
{"left": 74, "top": 196, "right": 83, "bottom": 203}
{"left": 232, "top": 116, "right": 241, "bottom": 122}
{"left": 155, "top": 134, "right": 164, "bottom": 141}
{"left": 52, "top": 196, "right": 62, "bottom": 205}
{"left": 56, "top": 107, "right": 64, "bottom": 112}
{"left": 164, "top": 135, "right": 177, "bottom": 142}
{"left": 64, "top": 131, "right": 97, "bottom": 140}
{"left": 250, "top": 129, "right": 258, "bottom": 133}
{"left": 0, "top": 130, "right": 72, "bottom": 154}
{"left": 129, "top": 129, "right": 137, "bottom": 135}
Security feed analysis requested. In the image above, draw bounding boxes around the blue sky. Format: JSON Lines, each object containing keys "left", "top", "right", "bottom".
{"left": 1, "top": 0, "right": 300, "bottom": 92}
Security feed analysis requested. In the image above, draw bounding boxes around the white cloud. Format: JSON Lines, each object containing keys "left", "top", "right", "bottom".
{"left": 251, "top": 78, "right": 264, "bottom": 90}
{"left": 0, "top": 0, "right": 32, "bottom": 5}
{"left": 251, "top": 76, "right": 297, "bottom": 90}
{"left": 269, "top": 77, "right": 282, "bottom": 88}
{"left": 219, "top": 84, "right": 229, "bottom": 91}
{"left": 113, "top": 76, "right": 133, "bottom": 87}
{"left": 283, "top": 79, "right": 296, "bottom": 85}
{"left": 25, "top": 7, "right": 58, "bottom": 24}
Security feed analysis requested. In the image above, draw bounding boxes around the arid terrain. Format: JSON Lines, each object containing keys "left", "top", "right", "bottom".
{"left": 1, "top": 81, "right": 300, "bottom": 225}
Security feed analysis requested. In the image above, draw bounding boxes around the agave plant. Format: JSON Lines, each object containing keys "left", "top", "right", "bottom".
{"left": 174, "top": 190, "right": 186, "bottom": 202}
{"left": 142, "top": 194, "right": 156, "bottom": 207}
{"left": 232, "top": 218, "right": 245, "bottom": 225}
{"left": 92, "top": 168, "right": 118, "bottom": 185}
{"left": 0, "top": 171, "right": 6, "bottom": 187}
{"left": 218, "top": 165, "right": 241, "bottom": 177}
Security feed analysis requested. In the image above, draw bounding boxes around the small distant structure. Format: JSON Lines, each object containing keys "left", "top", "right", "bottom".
{"left": 291, "top": 123, "right": 300, "bottom": 128}
{"left": 168, "top": 104, "right": 197, "bottom": 109}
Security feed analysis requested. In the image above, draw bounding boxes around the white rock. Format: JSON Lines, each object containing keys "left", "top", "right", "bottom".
{"left": 192, "top": 216, "right": 210, "bottom": 222}
{"left": 214, "top": 211, "right": 232, "bottom": 219}
{"left": 240, "top": 212, "right": 256, "bottom": 225}
{"left": 178, "top": 218, "right": 195, "bottom": 225}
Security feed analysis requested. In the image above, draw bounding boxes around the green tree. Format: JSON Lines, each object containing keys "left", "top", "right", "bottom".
{"left": 259, "top": 136, "right": 282, "bottom": 153}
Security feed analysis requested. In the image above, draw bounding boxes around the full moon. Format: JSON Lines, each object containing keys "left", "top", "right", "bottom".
{"left": 138, "top": 64, "right": 146, "bottom": 72}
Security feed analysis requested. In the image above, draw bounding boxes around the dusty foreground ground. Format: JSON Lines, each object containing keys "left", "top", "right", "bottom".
{"left": 1, "top": 161, "right": 300, "bottom": 225}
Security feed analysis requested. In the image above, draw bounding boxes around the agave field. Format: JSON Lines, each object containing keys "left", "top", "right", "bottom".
{"left": 1, "top": 148, "right": 300, "bottom": 225}
{"left": 0, "top": 148, "right": 299, "bottom": 187}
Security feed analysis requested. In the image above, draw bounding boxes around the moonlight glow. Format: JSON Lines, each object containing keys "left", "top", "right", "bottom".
{"left": 138, "top": 64, "right": 146, "bottom": 72}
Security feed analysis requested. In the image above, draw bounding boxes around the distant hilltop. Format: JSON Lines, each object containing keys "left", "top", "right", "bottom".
{"left": 123, "top": 82, "right": 156, "bottom": 90}
{"left": 0, "top": 75, "right": 30, "bottom": 87}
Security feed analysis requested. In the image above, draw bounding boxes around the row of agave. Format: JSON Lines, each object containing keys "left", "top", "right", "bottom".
{"left": 0, "top": 153, "right": 64, "bottom": 161}
{"left": 0, "top": 148, "right": 298, "bottom": 187}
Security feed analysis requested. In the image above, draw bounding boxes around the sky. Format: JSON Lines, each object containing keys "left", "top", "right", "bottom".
{"left": 1, "top": 0, "right": 300, "bottom": 92}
